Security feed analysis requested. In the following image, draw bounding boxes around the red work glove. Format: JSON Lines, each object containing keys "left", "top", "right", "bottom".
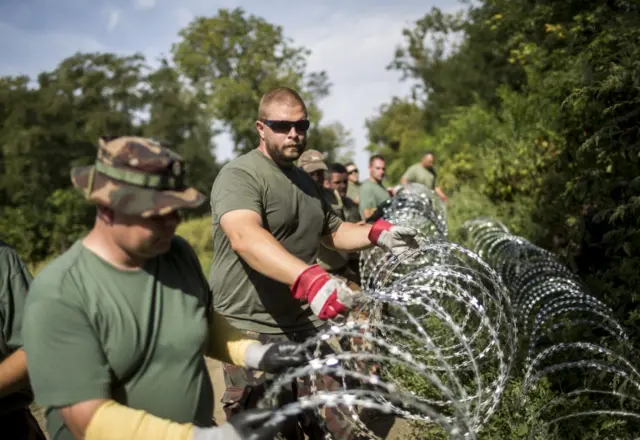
{"left": 368, "top": 219, "right": 419, "bottom": 256}
{"left": 291, "top": 265, "right": 356, "bottom": 320}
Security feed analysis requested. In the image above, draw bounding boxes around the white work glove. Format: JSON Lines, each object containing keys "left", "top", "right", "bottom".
{"left": 290, "top": 265, "right": 358, "bottom": 320}
{"left": 368, "top": 219, "right": 419, "bottom": 256}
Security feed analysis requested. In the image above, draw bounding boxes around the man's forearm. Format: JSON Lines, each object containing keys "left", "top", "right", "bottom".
{"left": 232, "top": 226, "right": 309, "bottom": 286}
{"left": 0, "top": 349, "right": 29, "bottom": 398}
{"left": 435, "top": 186, "right": 448, "bottom": 202}
{"left": 324, "top": 222, "right": 374, "bottom": 252}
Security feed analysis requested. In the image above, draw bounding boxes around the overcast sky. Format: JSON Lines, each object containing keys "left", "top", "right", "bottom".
{"left": 0, "top": 0, "right": 461, "bottom": 178}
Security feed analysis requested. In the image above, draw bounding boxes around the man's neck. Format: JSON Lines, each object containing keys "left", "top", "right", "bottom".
{"left": 82, "top": 227, "right": 146, "bottom": 271}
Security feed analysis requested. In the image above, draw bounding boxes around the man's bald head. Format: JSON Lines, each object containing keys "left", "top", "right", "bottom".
{"left": 258, "top": 87, "right": 308, "bottom": 120}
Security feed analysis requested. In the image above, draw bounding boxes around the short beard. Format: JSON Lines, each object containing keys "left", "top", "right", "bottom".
{"left": 266, "top": 138, "right": 305, "bottom": 167}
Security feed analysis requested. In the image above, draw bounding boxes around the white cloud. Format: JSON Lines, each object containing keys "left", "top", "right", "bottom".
{"left": 0, "top": 21, "right": 106, "bottom": 77}
{"left": 106, "top": 9, "right": 121, "bottom": 31}
{"left": 175, "top": 7, "right": 195, "bottom": 28}
{"left": 285, "top": 10, "right": 419, "bottom": 176}
{"left": 133, "top": 0, "right": 157, "bottom": 11}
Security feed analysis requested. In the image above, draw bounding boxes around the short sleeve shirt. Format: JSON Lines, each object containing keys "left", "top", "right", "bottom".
{"left": 346, "top": 181, "right": 360, "bottom": 203}
{"left": 22, "top": 237, "right": 215, "bottom": 440}
{"left": 209, "top": 149, "right": 343, "bottom": 334}
{"left": 358, "top": 180, "right": 391, "bottom": 219}
{"left": 0, "top": 241, "right": 34, "bottom": 413}
{"left": 402, "top": 163, "right": 437, "bottom": 189}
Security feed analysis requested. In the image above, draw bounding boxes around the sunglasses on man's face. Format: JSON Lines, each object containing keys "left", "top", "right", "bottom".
{"left": 261, "top": 119, "right": 310, "bottom": 133}
{"left": 347, "top": 169, "right": 358, "bottom": 175}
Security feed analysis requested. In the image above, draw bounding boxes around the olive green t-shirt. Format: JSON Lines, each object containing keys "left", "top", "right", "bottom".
{"left": 209, "top": 149, "right": 343, "bottom": 334}
{"left": 317, "top": 188, "right": 349, "bottom": 272}
{"left": 358, "top": 180, "right": 391, "bottom": 219}
{"left": 0, "top": 241, "right": 34, "bottom": 415}
{"left": 346, "top": 181, "right": 360, "bottom": 204}
{"left": 402, "top": 163, "right": 437, "bottom": 189}
{"left": 22, "top": 236, "right": 214, "bottom": 440}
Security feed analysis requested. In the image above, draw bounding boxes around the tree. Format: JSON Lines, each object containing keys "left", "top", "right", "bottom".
{"left": 142, "top": 59, "right": 219, "bottom": 215}
{"left": 171, "top": 7, "right": 333, "bottom": 155}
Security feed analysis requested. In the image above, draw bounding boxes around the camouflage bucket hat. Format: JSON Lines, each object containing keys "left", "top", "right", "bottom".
{"left": 298, "top": 149, "right": 328, "bottom": 173}
{"left": 71, "top": 136, "right": 206, "bottom": 217}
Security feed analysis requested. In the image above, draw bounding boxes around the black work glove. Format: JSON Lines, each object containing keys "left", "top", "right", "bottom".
{"left": 192, "top": 408, "right": 287, "bottom": 440}
{"left": 256, "top": 341, "right": 308, "bottom": 373}
{"left": 228, "top": 408, "right": 285, "bottom": 440}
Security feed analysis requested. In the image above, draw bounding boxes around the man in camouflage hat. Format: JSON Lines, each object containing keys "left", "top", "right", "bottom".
{"left": 22, "top": 136, "right": 306, "bottom": 440}
{"left": 0, "top": 241, "right": 48, "bottom": 439}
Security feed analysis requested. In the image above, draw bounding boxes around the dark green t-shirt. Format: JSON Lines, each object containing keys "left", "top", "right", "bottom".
{"left": 22, "top": 236, "right": 214, "bottom": 440}
{"left": 402, "top": 163, "right": 437, "bottom": 189}
{"left": 358, "top": 180, "right": 391, "bottom": 219}
{"left": 209, "top": 149, "right": 343, "bottom": 334}
{"left": 0, "top": 241, "right": 34, "bottom": 414}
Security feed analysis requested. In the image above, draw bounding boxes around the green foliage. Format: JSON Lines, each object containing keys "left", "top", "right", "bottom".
{"left": 171, "top": 7, "right": 347, "bottom": 158}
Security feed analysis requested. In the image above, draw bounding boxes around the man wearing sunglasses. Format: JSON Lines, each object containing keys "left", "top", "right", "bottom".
{"left": 344, "top": 162, "right": 361, "bottom": 205}
{"left": 209, "top": 87, "right": 419, "bottom": 438}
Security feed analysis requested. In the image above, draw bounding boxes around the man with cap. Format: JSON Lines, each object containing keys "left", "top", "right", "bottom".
{"left": 297, "top": 150, "right": 360, "bottom": 290}
{"left": 0, "top": 241, "right": 48, "bottom": 439}
{"left": 21, "top": 136, "right": 307, "bottom": 440}
{"left": 209, "top": 87, "right": 419, "bottom": 438}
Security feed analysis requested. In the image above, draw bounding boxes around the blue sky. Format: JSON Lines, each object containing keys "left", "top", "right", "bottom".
{"left": 0, "top": 0, "right": 460, "bottom": 177}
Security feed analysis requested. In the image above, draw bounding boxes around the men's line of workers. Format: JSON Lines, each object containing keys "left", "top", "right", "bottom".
{"left": 0, "top": 86, "right": 446, "bottom": 440}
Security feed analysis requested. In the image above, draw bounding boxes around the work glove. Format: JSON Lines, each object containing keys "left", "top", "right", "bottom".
{"left": 244, "top": 340, "right": 307, "bottom": 373}
{"left": 193, "top": 408, "right": 286, "bottom": 440}
{"left": 291, "top": 264, "right": 357, "bottom": 320}
{"left": 368, "top": 219, "right": 419, "bottom": 256}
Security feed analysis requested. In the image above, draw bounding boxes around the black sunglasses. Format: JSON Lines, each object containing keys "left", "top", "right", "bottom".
{"left": 347, "top": 169, "right": 358, "bottom": 174}
{"left": 261, "top": 119, "right": 310, "bottom": 133}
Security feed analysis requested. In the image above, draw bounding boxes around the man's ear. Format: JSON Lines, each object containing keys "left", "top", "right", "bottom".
{"left": 96, "top": 205, "right": 115, "bottom": 225}
{"left": 256, "top": 120, "right": 265, "bottom": 141}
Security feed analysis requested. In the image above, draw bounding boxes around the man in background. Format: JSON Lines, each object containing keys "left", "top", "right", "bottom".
{"left": 326, "top": 162, "right": 362, "bottom": 278}
{"left": 401, "top": 152, "right": 448, "bottom": 203}
{"left": 0, "top": 241, "right": 47, "bottom": 439}
{"left": 344, "top": 162, "right": 361, "bottom": 205}
{"left": 298, "top": 152, "right": 360, "bottom": 289}
{"left": 358, "top": 154, "right": 391, "bottom": 221}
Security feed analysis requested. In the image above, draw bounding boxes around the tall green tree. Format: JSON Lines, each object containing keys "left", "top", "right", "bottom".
{"left": 171, "top": 7, "right": 337, "bottom": 155}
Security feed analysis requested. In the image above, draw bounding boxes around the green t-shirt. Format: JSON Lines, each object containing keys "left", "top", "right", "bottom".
{"left": 358, "top": 180, "right": 391, "bottom": 219}
{"left": 0, "top": 241, "right": 34, "bottom": 414}
{"left": 317, "top": 188, "right": 349, "bottom": 272}
{"left": 346, "top": 181, "right": 360, "bottom": 204}
{"left": 402, "top": 163, "right": 437, "bottom": 189}
{"left": 209, "top": 149, "right": 343, "bottom": 334}
{"left": 22, "top": 236, "right": 214, "bottom": 440}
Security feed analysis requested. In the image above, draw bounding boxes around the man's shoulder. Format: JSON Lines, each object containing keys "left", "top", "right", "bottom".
{"left": 28, "top": 241, "right": 85, "bottom": 303}
{"left": 219, "top": 150, "right": 263, "bottom": 175}
{"left": 360, "top": 180, "right": 380, "bottom": 191}
{"left": 0, "top": 240, "right": 24, "bottom": 268}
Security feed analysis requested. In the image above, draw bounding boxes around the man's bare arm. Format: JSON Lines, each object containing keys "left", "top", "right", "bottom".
{"left": 435, "top": 186, "right": 448, "bottom": 202}
{"left": 0, "top": 349, "right": 29, "bottom": 398}
{"left": 220, "top": 209, "right": 309, "bottom": 286}
{"left": 400, "top": 176, "right": 409, "bottom": 185}
{"left": 59, "top": 398, "right": 109, "bottom": 440}
{"left": 321, "top": 222, "right": 374, "bottom": 253}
